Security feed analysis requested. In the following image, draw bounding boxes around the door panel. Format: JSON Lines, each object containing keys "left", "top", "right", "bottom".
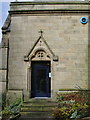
{"left": 31, "top": 61, "right": 51, "bottom": 98}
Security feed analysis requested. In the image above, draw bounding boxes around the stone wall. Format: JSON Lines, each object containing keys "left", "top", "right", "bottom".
{"left": 0, "top": 26, "right": 10, "bottom": 94}
{"left": 8, "top": 1, "right": 90, "bottom": 99}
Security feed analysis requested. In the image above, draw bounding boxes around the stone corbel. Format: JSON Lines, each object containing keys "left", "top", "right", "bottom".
{"left": 24, "top": 56, "right": 29, "bottom": 62}
{"left": 53, "top": 55, "right": 59, "bottom": 62}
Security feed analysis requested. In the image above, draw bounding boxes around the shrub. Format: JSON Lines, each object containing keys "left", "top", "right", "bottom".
{"left": 53, "top": 91, "right": 90, "bottom": 120}
{"left": 0, "top": 98, "right": 22, "bottom": 119}
{"left": 0, "top": 108, "right": 11, "bottom": 118}
{"left": 0, "top": 93, "right": 6, "bottom": 111}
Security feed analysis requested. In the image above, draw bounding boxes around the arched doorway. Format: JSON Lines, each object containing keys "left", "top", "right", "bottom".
{"left": 24, "top": 33, "right": 58, "bottom": 99}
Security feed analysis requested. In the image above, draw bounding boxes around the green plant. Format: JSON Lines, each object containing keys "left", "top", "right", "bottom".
{"left": 1, "top": 108, "right": 11, "bottom": 118}
{"left": 53, "top": 91, "right": 90, "bottom": 120}
{"left": 0, "top": 93, "right": 6, "bottom": 111}
{"left": 0, "top": 98, "right": 22, "bottom": 119}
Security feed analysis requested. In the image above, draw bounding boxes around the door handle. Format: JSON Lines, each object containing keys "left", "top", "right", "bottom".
{"left": 49, "top": 73, "right": 51, "bottom": 78}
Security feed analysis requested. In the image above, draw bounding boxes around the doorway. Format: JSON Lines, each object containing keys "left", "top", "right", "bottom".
{"left": 31, "top": 61, "right": 51, "bottom": 98}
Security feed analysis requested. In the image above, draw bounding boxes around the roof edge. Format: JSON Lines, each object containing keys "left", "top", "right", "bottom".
{"left": 10, "top": 1, "right": 90, "bottom": 6}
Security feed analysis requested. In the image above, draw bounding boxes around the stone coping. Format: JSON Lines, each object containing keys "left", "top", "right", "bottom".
{"left": 9, "top": 1, "right": 90, "bottom": 14}
{"left": 10, "top": 1, "right": 90, "bottom": 5}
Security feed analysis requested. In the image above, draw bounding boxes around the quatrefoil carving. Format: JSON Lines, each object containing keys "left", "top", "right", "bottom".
{"left": 30, "top": 50, "right": 51, "bottom": 61}
{"left": 37, "top": 51, "right": 44, "bottom": 58}
{"left": 36, "top": 50, "right": 46, "bottom": 58}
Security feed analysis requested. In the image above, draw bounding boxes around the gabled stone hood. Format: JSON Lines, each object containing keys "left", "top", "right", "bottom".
{"left": 2, "top": 14, "right": 11, "bottom": 34}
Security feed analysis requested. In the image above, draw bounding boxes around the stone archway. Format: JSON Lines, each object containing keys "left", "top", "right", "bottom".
{"left": 24, "top": 32, "right": 58, "bottom": 98}
{"left": 30, "top": 49, "right": 51, "bottom": 98}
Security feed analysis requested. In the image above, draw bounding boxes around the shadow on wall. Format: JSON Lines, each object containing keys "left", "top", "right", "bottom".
{"left": 88, "top": 15, "right": 90, "bottom": 90}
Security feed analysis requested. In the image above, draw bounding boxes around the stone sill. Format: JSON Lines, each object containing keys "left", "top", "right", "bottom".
{"left": 57, "top": 89, "right": 90, "bottom": 94}
{"left": 58, "top": 89, "right": 90, "bottom": 91}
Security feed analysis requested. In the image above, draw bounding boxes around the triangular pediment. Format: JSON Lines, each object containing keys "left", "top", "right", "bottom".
{"left": 24, "top": 34, "right": 58, "bottom": 62}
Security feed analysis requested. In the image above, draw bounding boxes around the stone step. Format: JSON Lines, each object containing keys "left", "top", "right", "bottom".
{"left": 21, "top": 105, "right": 55, "bottom": 112}
{"left": 18, "top": 111, "right": 54, "bottom": 120}
{"left": 21, "top": 105, "right": 56, "bottom": 108}
{"left": 24, "top": 99, "right": 56, "bottom": 104}
{"left": 21, "top": 108, "right": 54, "bottom": 112}
{"left": 21, "top": 99, "right": 57, "bottom": 112}
{"left": 17, "top": 99, "right": 55, "bottom": 120}
{"left": 20, "top": 111, "right": 53, "bottom": 117}
{"left": 17, "top": 117, "right": 54, "bottom": 120}
{"left": 22, "top": 102, "right": 57, "bottom": 107}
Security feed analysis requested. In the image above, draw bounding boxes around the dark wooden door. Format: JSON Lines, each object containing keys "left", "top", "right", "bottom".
{"left": 31, "top": 61, "right": 51, "bottom": 98}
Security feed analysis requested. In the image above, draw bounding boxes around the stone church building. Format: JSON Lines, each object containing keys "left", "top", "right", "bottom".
{"left": 0, "top": 0, "right": 90, "bottom": 101}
